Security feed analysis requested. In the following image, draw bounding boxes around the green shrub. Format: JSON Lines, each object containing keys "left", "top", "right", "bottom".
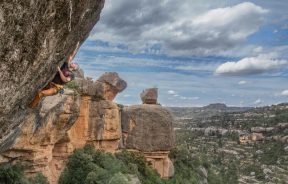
{"left": 241, "top": 164, "right": 265, "bottom": 180}
{"left": 59, "top": 145, "right": 237, "bottom": 184}
{"left": 59, "top": 147, "right": 102, "bottom": 184}
{"left": 109, "top": 172, "right": 129, "bottom": 184}
{"left": 224, "top": 131, "right": 239, "bottom": 142}
{"left": 207, "top": 169, "right": 223, "bottom": 184}
{"left": 0, "top": 163, "right": 25, "bottom": 184}
{"left": 0, "top": 163, "right": 48, "bottom": 184}
{"left": 116, "top": 150, "right": 163, "bottom": 184}
{"left": 59, "top": 145, "right": 164, "bottom": 184}
{"left": 64, "top": 80, "right": 78, "bottom": 90}
{"left": 260, "top": 141, "right": 285, "bottom": 165}
{"left": 28, "top": 173, "right": 49, "bottom": 184}
{"left": 220, "top": 162, "right": 239, "bottom": 184}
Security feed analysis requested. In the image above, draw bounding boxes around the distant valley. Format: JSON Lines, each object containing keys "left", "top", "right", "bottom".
{"left": 168, "top": 103, "right": 288, "bottom": 184}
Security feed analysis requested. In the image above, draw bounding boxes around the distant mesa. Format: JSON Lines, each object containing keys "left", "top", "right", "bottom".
{"left": 204, "top": 103, "right": 227, "bottom": 109}
{"left": 140, "top": 88, "right": 158, "bottom": 104}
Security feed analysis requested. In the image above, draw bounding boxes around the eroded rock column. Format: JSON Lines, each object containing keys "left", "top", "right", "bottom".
{"left": 121, "top": 101, "right": 175, "bottom": 178}
{"left": 48, "top": 72, "right": 127, "bottom": 183}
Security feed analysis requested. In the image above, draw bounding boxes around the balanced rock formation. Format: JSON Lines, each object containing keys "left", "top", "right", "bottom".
{"left": 140, "top": 88, "right": 158, "bottom": 104}
{"left": 122, "top": 104, "right": 175, "bottom": 178}
{"left": 97, "top": 72, "right": 128, "bottom": 100}
{"left": 0, "top": 0, "right": 104, "bottom": 149}
{"left": 76, "top": 72, "right": 127, "bottom": 101}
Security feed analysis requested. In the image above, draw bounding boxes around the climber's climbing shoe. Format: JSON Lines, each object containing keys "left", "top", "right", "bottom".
{"left": 59, "top": 88, "right": 65, "bottom": 94}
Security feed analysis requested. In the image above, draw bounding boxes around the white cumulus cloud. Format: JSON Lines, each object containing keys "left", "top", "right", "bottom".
{"left": 281, "top": 90, "right": 288, "bottom": 96}
{"left": 168, "top": 90, "right": 177, "bottom": 95}
{"left": 238, "top": 80, "right": 247, "bottom": 85}
{"left": 254, "top": 99, "right": 263, "bottom": 105}
{"left": 215, "top": 54, "right": 288, "bottom": 75}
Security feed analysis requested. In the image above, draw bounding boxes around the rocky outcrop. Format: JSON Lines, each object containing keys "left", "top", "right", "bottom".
{"left": 251, "top": 126, "right": 276, "bottom": 133}
{"left": 98, "top": 72, "right": 126, "bottom": 90}
{"left": 140, "top": 88, "right": 158, "bottom": 104}
{"left": 76, "top": 72, "right": 127, "bottom": 101}
{"left": 277, "top": 123, "right": 288, "bottom": 129}
{"left": 271, "top": 135, "right": 288, "bottom": 143}
{"left": 239, "top": 133, "right": 264, "bottom": 144}
{"left": 0, "top": 74, "right": 175, "bottom": 183}
{"left": 66, "top": 97, "right": 122, "bottom": 152}
{"left": 96, "top": 72, "right": 127, "bottom": 101}
{"left": 0, "top": 90, "right": 80, "bottom": 183}
{"left": 122, "top": 105, "right": 174, "bottom": 151}
{"left": 48, "top": 96, "right": 122, "bottom": 183}
{"left": 144, "top": 151, "right": 174, "bottom": 179}
{"left": 0, "top": 0, "right": 105, "bottom": 149}
{"left": 122, "top": 104, "right": 175, "bottom": 178}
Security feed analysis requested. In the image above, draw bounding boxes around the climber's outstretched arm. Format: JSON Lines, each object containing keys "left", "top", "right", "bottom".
{"left": 67, "top": 41, "right": 80, "bottom": 63}
{"left": 57, "top": 66, "right": 71, "bottom": 83}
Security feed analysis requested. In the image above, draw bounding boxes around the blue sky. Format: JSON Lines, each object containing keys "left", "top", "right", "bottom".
{"left": 75, "top": 0, "right": 288, "bottom": 107}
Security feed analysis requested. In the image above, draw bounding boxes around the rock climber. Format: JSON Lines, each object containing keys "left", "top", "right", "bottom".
{"left": 29, "top": 42, "right": 80, "bottom": 108}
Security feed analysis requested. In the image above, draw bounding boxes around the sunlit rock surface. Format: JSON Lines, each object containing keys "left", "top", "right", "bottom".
{"left": 76, "top": 72, "right": 127, "bottom": 101}
{"left": 122, "top": 104, "right": 174, "bottom": 151}
{"left": 122, "top": 104, "right": 175, "bottom": 178}
{"left": 0, "top": 73, "right": 175, "bottom": 182}
{"left": 0, "top": 90, "right": 80, "bottom": 184}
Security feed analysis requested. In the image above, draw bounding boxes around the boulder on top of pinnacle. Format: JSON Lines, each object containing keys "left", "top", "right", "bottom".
{"left": 140, "top": 88, "right": 158, "bottom": 104}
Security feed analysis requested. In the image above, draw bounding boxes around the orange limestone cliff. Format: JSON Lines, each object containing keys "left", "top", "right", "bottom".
{"left": 49, "top": 96, "right": 122, "bottom": 183}
{"left": 0, "top": 90, "right": 80, "bottom": 183}
{"left": 0, "top": 73, "right": 175, "bottom": 184}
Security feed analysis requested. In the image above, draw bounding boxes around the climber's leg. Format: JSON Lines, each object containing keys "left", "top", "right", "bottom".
{"left": 29, "top": 84, "right": 58, "bottom": 108}
{"left": 40, "top": 86, "right": 58, "bottom": 97}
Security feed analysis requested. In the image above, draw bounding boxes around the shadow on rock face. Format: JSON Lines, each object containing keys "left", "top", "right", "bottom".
{"left": 0, "top": 0, "right": 105, "bottom": 148}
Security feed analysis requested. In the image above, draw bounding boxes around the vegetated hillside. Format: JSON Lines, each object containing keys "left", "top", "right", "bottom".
{"left": 57, "top": 145, "right": 234, "bottom": 184}
{"left": 171, "top": 103, "right": 288, "bottom": 184}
